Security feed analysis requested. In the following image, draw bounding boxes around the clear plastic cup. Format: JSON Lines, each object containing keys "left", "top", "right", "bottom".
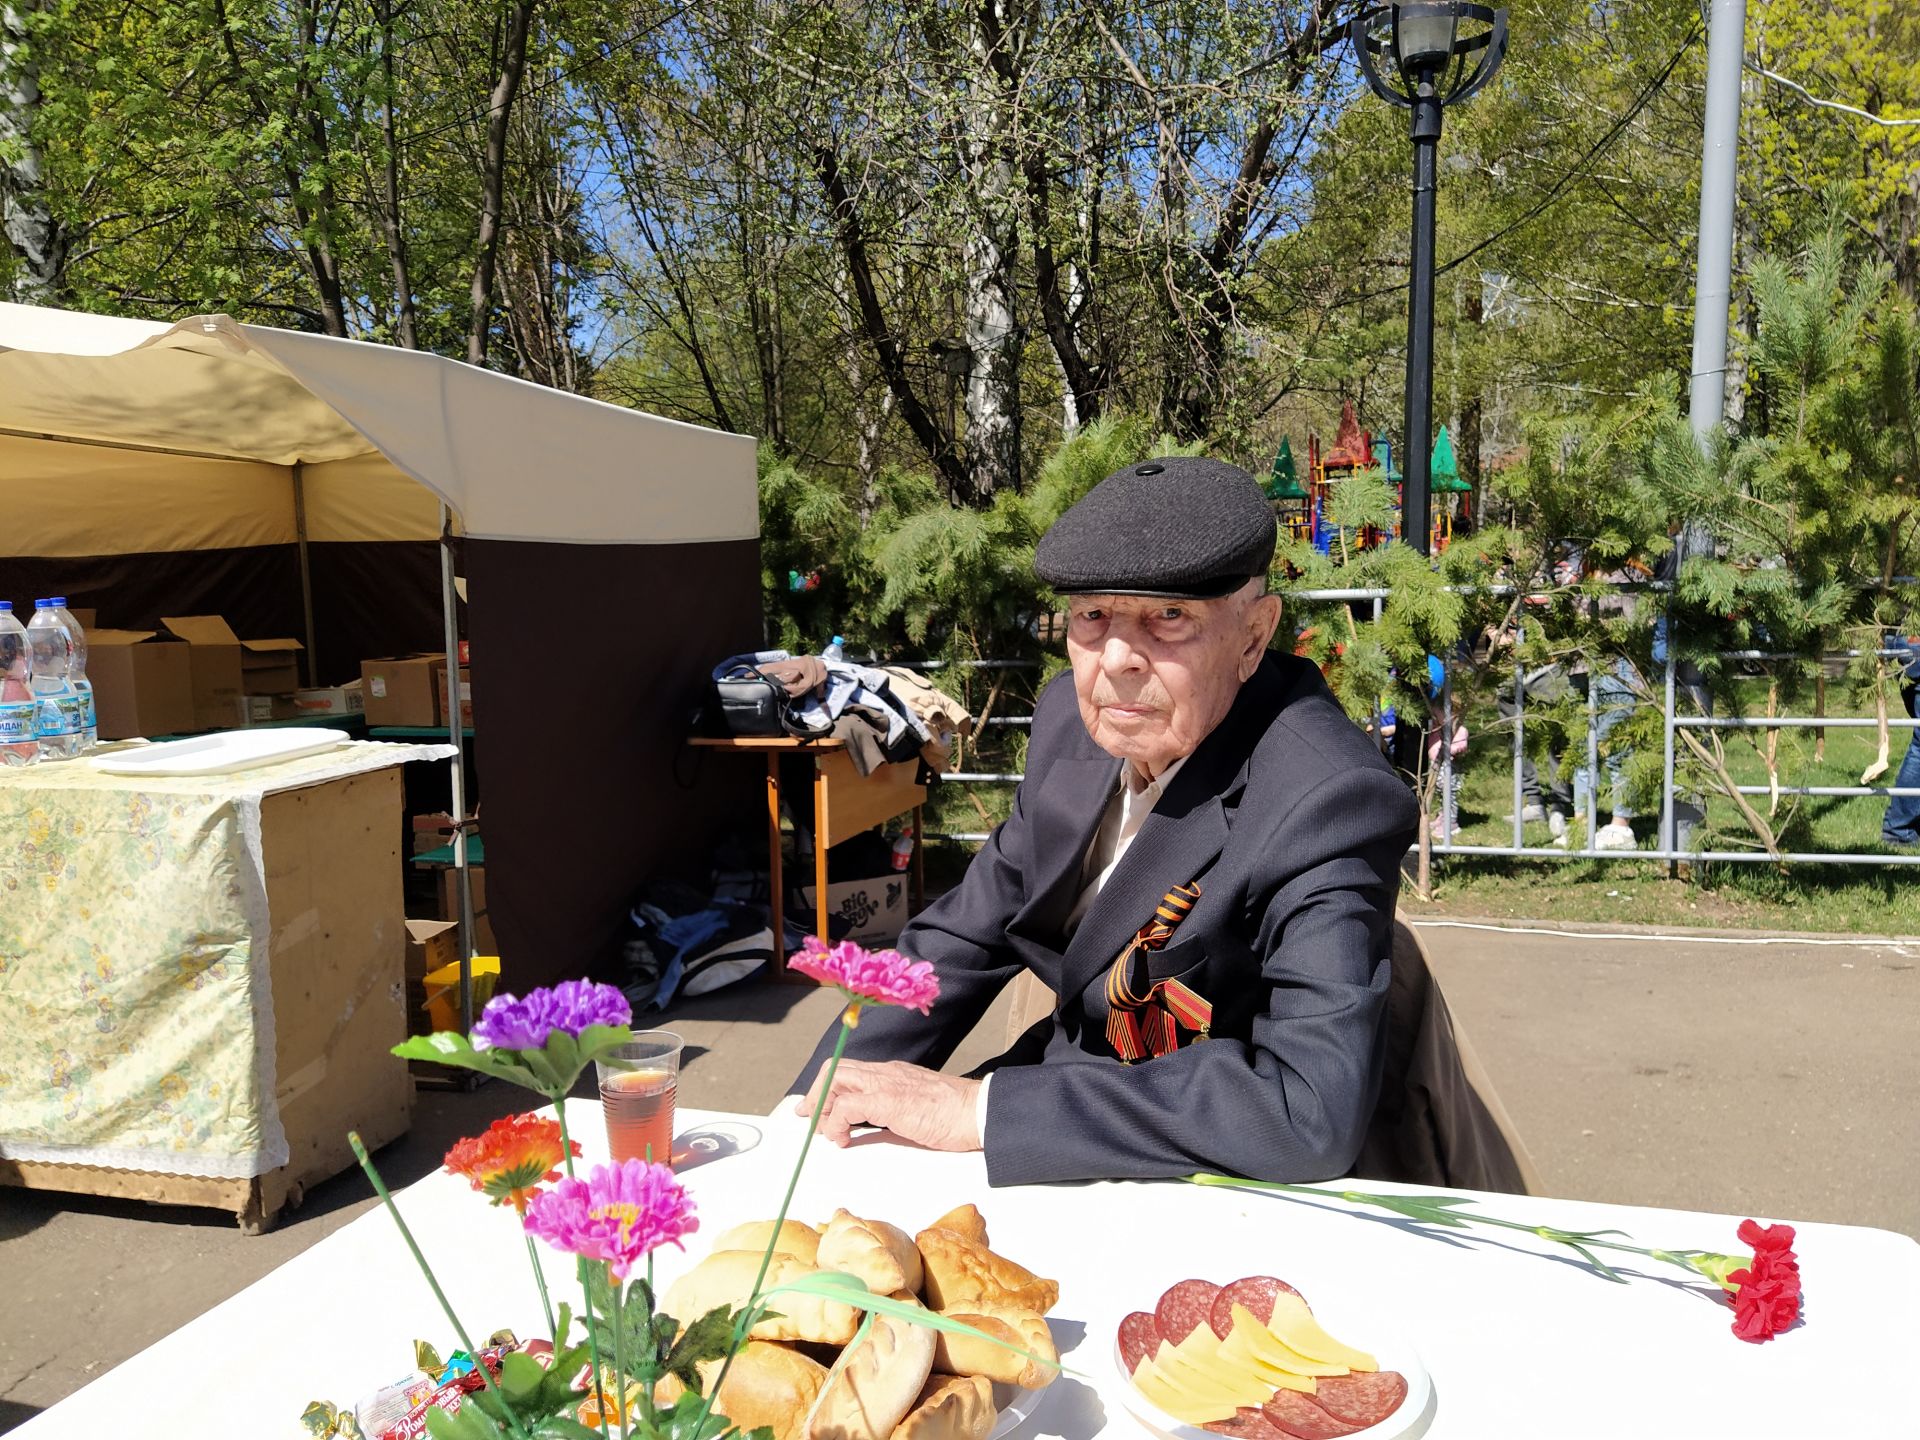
{"left": 597, "top": 1031, "right": 682, "bottom": 1167}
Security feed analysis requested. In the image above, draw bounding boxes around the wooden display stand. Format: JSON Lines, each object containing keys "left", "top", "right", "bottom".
{"left": 687, "top": 736, "right": 926, "bottom": 972}
{"left": 0, "top": 769, "right": 415, "bottom": 1233}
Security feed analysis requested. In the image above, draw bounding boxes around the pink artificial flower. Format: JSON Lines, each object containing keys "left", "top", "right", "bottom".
{"left": 522, "top": 1158, "right": 697, "bottom": 1279}
{"left": 788, "top": 936, "right": 940, "bottom": 1017}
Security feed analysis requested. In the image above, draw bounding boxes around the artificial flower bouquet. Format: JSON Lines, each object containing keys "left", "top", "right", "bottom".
{"left": 304, "top": 940, "right": 1044, "bottom": 1440}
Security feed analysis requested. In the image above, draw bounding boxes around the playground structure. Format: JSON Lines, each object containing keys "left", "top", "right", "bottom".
{"left": 1266, "top": 399, "right": 1474, "bottom": 555}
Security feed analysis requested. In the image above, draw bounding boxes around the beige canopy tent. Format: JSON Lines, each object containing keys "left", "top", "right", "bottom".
{"left": 0, "top": 302, "right": 764, "bottom": 998}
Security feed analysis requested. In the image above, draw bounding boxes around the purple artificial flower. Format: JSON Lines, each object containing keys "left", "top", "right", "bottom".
{"left": 470, "top": 979, "right": 633, "bottom": 1052}
{"left": 523, "top": 1158, "right": 697, "bottom": 1279}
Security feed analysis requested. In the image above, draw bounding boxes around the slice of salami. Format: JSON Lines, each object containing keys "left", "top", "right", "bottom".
{"left": 1118, "top": 1311, "right": 1162, "bottom": 1374}
{"left": 1203, "top": 1407, "right": 1292, "bottom": 1440}
{"left": 1260, "top": 1391, "right": 1364, "bottom": 1440}
{"left": 1207, "top": 1275, "right": 1304, "bottom": 1339}
{"left": 1155, "top": 1279, "right": 1224, "bottom": 1345}
{"left": 1312, "top": 1371, "right": 1409, "bottom": 1428}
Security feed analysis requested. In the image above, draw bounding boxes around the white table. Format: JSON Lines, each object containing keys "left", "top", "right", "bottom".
{"left": 16, "top": 1103, "right": 1916, "bottom": 1438}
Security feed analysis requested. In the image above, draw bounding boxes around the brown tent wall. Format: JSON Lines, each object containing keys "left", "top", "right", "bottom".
{"left": 466, "top": 537, "right": 764, "bottom": 986}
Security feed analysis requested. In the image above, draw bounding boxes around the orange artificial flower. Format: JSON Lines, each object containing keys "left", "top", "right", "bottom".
{"left": 443, "top": 1113, "right": 579, "bottom": 1216}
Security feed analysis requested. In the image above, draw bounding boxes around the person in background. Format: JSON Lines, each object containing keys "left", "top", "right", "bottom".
{"left": 1882, "top": 635, "right": 1920, "bottom": 849}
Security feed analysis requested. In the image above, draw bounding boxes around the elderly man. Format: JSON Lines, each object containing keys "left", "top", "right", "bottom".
{"left": 794, "top": 457, "right": 1419, "bottom": 1184}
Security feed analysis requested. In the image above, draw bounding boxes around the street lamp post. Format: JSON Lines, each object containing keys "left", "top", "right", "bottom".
{"left": 1351, "top": 2, "right": 1507, "bottom": 556}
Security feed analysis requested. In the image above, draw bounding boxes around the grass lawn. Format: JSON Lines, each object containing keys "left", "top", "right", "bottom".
{"left": 1418, "top": 695, "right": 1920, "bottom": 935}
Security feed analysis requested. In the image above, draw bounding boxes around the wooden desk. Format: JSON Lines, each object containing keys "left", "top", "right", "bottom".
{"left": 688, "top": 736, "right": 926, "bottom": 970}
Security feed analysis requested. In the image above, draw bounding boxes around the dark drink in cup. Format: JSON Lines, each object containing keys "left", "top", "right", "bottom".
{"left": 602, "top": 1066, "right": 676, "bottom": 1166}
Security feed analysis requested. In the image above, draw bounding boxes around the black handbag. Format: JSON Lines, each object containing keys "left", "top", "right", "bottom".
{"left": 708, "top": 660, "right": 833, "bottom": 739}
{"left": 711, "top": 667, "right": 785, "bottom": 737}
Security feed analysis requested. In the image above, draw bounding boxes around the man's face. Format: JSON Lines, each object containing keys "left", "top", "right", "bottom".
{"left": 1064, "top": 581, "right": 1283, "bottom": 777}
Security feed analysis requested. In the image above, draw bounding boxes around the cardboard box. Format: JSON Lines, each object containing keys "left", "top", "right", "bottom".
{"left": 161, "top": 615, "right": 245, "bottom": 732}
{"left": 241, "top": 637, "right": 304, "bottom": 695}
{"left": 436, "top": 864, "right": 495, "bottom": 956}
{"left": 798, "top": 873, "right": 909, "bottom": 944}
{"left": 361, "top": 655, "right": 440, "bottom": 727}
{"left": 89, "top": 630, "right": 195, "bottom": 739}
{"left": 235, "top": 694, "right": 299, "bottom": 725}
{"left": 290, "top": 682, "right": 364, "bottom": 718}
{"left": 437, "top": 661, "right": 473, "bottom": 729}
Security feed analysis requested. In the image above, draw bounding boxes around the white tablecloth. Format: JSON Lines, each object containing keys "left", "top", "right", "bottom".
{"left": 16, "top": 1103, "right": 1915, "bottom": 1438}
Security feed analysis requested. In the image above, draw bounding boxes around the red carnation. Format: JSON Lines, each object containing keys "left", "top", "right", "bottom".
{"left": 1725, "top": 1220, "right": 1801, "bottom": 1343}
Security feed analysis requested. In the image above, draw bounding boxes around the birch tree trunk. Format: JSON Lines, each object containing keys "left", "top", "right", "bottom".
{"left": 960, "top": 3, "right": 1021, "bottom": 498}
{"left": 468, "top": 0, "right": 537, "bottom": 366}
{"left": 2, "top": 0, "right": 67, "bottom": 301}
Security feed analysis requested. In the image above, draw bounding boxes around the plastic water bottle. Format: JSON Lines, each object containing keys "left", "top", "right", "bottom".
{"left": 50, "top": 598, "right": 96, "bottom": 750}
{"left": 0, "top": 602, "right": 36, "bottom": 766}
{"left": 890, "top": 822, "right": 914, "bottom": 872}
{"left": 27, "top": 599, "right": 83, "bottom": 760}
{"left": 822, "top": 634, "right": 846, "bottom": 663}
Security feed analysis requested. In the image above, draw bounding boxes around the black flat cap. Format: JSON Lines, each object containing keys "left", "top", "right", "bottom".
{"left": 1034, "top": 456, "right": 1277, "bottom": 598}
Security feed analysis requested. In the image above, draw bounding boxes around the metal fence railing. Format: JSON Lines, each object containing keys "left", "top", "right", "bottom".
{"left": 903, "top": 584, "right": 1919, "bottom": 870}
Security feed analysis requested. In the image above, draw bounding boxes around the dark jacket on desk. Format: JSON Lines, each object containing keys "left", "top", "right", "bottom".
{"left": 796, "top": 651, "right": 1420, "bottom": 1187}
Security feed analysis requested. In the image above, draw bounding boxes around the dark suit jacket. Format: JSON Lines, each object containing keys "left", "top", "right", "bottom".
{"left": 796, "top": 652, "right": 1419, "bottom": 1186}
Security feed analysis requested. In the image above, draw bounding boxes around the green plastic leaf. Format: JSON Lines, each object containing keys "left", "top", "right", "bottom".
{"left": 423, "top": 1400, "right": 509, "bottom": 1440}
{"left": 391, "top": 1033, "right": 544, "bottom": 1091}
{"left": 499, "top": 1351, "right": 547, "bottom": 1402}
{"left": 389, "top": 1025, "right": 635, "bottom": 1099}
{"left": 532, "top": 1343, "right": 597, "bottom": 1414}
{"left": 650, "top": 1389, "right": 740, "bottom": 1440}
{"left": 530, "top": 1419, "right": 607, "bottom": 1440}
{"left": 555, "top": 1302, "right": 574, "bottom": 1350}
{"left": 663, "top": 1304, "right": 738, "bottom": 1389}
{"left": 762, "top": 1273, "right": 1069, "bottom": 1377}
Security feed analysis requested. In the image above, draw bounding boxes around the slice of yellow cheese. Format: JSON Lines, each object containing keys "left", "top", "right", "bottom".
{"left": 1131, "top": 1350, "right": 1238, "bottom": 1424}
{"left": 1158, "top": 1332, "right": 1274, "bottom": 1408}
{"left": 1266, "top": 1292, "right": 1378, "bottom": 1371}
{"left": 1218, "top": 1320, "right": 1319, "bottom": 1393}
{"left": 1226, "top": 1306, "right": 1349, "bottom": 1378}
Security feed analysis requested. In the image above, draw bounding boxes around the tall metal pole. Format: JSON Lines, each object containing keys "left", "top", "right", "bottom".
{"left": 1686, "top": 0, "right": 1747, "bottom": 438}
{"left": 439, "top": 504, "right": 476, "bottom": 1033}
{"left": 1403, "top": 87, "right": 1442, "bottom": 555}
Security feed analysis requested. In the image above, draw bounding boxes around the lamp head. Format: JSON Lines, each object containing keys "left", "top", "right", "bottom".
{"left": 1351, "top": 3, "right": 1508, "bottom": 109}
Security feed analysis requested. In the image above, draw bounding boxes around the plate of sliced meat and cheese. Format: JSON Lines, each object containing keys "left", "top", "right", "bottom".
{"left": 1114, "top": 1275, "right": 1432, "bottom": 1440}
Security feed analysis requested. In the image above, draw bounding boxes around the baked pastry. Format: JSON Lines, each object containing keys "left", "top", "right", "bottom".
{"left": 662, "top": 1251, "right": 861, "bottom": 1345}
{"left": 714, "top": 1219, "right": 823, "bottom": 1266}
{"left": 931, "top": 1302, "right": 1057, "bottom": 1389}
{"left": 817, "top": 1209, "right": 923, "bottom": 1295}
{"left": 654, "top": 1341, "right": 827, "bottom": 1440}
{"left": 889, "top": 1375, "right": 995, "bottom": 1440}
{"left": 926, "top": 1205, "right": 989, "bottom": 1246}
{"left": 914, "top": 1227, "right": 1059, "bottom": 1314}
{"left": 802, "top": 1301, "right": 938, "bottom": 1440}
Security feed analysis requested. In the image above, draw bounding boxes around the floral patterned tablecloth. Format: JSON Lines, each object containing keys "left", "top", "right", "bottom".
{"left": 0, "top": 741, "right": 450, "bottom": 1179}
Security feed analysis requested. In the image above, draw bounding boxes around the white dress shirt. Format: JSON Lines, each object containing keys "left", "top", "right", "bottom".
{"left": 976, "top": 754, "right": 1191, "bottom": 1136}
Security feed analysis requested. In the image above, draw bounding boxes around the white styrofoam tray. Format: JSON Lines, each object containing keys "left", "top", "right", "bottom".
{"left": 90, "top": 728, "right": 353, "bottom": 776}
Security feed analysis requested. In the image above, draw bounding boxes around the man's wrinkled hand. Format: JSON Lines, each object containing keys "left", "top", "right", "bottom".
{"left": 793, "top": 1060, "right": 983, "bottom": 1152}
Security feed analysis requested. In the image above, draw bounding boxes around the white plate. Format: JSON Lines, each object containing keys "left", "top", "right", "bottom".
{"left": 988, "top": 1378, "right": 1049, "bottom": 1440}
{"left": 1112, "top": 1292, "right": 1432, "bottom": 1440}
{"left": 91, "top": 728, "right": 351, "bottom": 776}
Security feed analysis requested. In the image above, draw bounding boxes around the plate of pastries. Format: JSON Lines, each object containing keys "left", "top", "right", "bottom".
{"left": 658, "top": 1203, "right": 1062, "bottom": 1440}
